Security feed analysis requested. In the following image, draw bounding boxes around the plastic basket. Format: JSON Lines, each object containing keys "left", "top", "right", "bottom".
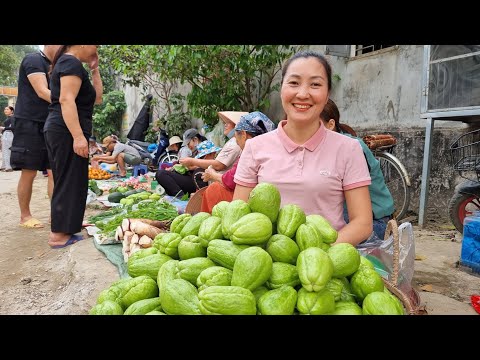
{"left": 450, "top": 128, "right": 480, "bottom": 182}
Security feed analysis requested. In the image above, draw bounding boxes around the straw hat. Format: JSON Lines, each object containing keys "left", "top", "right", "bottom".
{"left": 169, "top": 135, "right": 183, "bottom": 146}
{"left": 102, "top": 136, "right": 117, "bottom": 147}
{"left": 218, "top": 111, "right": 249, "bottom": 125}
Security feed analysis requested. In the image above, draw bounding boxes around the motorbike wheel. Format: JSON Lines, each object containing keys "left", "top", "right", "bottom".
{"left": 159, "top": 152, "right": 179, "bottom": 164}
{"left": 448, "top": 192, "right": 480, "bottom": 233}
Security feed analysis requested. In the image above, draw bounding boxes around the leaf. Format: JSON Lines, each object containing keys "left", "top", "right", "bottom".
{"left": 415, "top": 254, "right": 427, "bottom": 261}
{"left": 420, "top": 284, "right": 434, "bottom": 292}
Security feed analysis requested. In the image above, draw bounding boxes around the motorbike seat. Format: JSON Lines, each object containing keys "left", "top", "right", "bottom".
{"left": 128, "top": 139, "right": 151, "bottom": 148}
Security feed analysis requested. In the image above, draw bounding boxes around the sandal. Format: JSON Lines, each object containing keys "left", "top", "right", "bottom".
{"left": 19, "top": 217, "right": 45, "bottom": 229}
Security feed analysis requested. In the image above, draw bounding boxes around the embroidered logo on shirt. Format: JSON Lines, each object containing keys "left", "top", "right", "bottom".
{"left": 318, "top": 170, "right": 331, "bottom": 176}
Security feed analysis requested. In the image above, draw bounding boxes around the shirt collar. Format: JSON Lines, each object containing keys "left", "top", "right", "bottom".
{"left": 39, "top": 50, "right": 52, "bottom": 64}
{"left": 277, "top": 120, "right": 327, "bottom": 153}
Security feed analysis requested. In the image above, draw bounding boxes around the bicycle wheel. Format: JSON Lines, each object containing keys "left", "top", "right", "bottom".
{"left": 374, "top": 151, "right": 411, "bottom": 220}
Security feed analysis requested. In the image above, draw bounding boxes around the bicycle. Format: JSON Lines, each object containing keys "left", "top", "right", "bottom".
{"left": 447, "top": 128, "right": 480, "bottom": 233}
{"left": 369, "top": 144, "right": 412, "bottom": 220}
{"left": 341, "top": 126, "right": 412, "bottom": 221}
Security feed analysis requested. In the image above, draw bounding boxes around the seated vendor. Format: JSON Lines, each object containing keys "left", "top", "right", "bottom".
{"left": 156, "top": 139, "right": 221, "bottom": 197}
{"left": 92, "top": 136, "right": 142, "bottom": 177}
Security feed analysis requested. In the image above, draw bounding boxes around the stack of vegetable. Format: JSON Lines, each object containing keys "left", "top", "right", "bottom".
{"left": 90, "top": 182, "right": 404, "bottom": 315}
{"left": 118, "top": 218, "right": 170, "bottom": 261}
{"left": 88, "top": 180, "right": 103, "bottom": 196}
{"left": 88, "top": 167, "right": 111, "bottom": 180}
{"left": 88, "top": 197, "right": 178, "bottom": 244}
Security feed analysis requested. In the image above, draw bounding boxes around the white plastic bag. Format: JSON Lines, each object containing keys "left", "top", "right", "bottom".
{"left": 357, "top": 222, "right": 415, "bottom": 293}
{"left": 86, "top": 189, "right": 97, "bottom": 205}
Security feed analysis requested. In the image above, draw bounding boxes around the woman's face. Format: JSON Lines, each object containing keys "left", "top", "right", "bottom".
{"left": 4, "top": 107, "right": 13, "bottom": 116}
{"left": 281, "top": 57, "right": 329, "bottom": 124}
{"left": 188, "top": 137, "right": 199, "bottom": 151}
{"left": 79, "top": 45, "right": 98, "bottom": 63}
{"left": 202, "top": 152, "right": 217, "bottom": 160}
{"left": 234, "top": 130, "right": 251, "bottom": 150}
{"left": 223, "top": 120, "right": 235, "bottom": 136}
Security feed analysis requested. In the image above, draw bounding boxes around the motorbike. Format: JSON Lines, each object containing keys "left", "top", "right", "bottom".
{"left": 126, "top": 139, "right": 155, "bottom": 166}
{"left": 448, "top": 128, "right": 480, "bottom": 233}
{"left": 448, "top": 181, "right": 480, "bottom": 234}
{"left": 151, "top": 129, "right": 179, "bottom": 167}
{"left": 126, "top": 129, "right": 179, "bottom": 169}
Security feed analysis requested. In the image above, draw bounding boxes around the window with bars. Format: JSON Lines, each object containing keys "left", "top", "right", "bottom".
{"left": 354, "top": 45, "right": 394, "bottom": 56}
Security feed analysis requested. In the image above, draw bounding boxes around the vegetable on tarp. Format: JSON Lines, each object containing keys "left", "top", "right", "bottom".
{"left": 88, "top": 180, "right": 103, "bottom": 196}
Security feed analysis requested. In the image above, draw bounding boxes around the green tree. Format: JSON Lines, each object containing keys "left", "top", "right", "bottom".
{"left": 97, "top": 46, "right": 121, "bottom": 93}
{"left": 12, "top": 45, "right": 39, "bottom": 60}
{"left": 100, "top": 45, "right": 303, "bottom": 128}
{"left": 0, "top": 46, "right": 20, "bottom": 86}
{"left": 0, "top": 96, "right": 8, "bottom": 124}
{"left": 0, "top": 45, "right": 39, "bottom": 86}
{"left": 92, "top": 90, "right": 127, "bottom": 140}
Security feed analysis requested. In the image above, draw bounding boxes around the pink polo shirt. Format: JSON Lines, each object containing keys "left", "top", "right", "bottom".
{"left": 234, "top": 120, "right": 371, "bottom": 230}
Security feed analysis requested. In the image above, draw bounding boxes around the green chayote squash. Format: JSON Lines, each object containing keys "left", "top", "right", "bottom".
{"left": 211, "top": 201, "right": 229, "bottom": 218}
{"left": 296, "top": 287, "right": 335, "bottom": 315}
{"left": 180, "top": 212, "right": 211, "bottom": 237}
{"left": 277, "top": 204, "right": 306, "bottom": 238}
{"left": 221, "top": 200, "right": 251, "bottom": 239}
{"left": 295, "top": 223, "right": 323, "bottom": 251}
{"left": 247, "top": 182, "right": 281, "bottom": 223}
{"left": 196, "top": 266, "right": 233, "bottom": 292}
{"left": 231, "top": 247, "right": 272, "bottom": 291}
{"left": 124, "top": 297, "right": 162, "bottom": 315}
{"left": 296, "top": 247, "right": 333, "bottom": 292}
{"left": 198, "top": 286, "right": 256, "bottom": 315}
{"left": 157, "top": 260, "right": 179, "bottom": 293}
{"left": 197, "top": 216, "right": 223, "bottom": 243}
{"left": 206, "top": 240, "right": 249, "bottom": 270}
{"left": 258, "top": 286, "right": 297, "bottom": 315}
{"left": 175, "top": 257, "right": 216, "bottom": 285}
{"left": 230, "top": 212, "right": 272, "bottom": 246}
{"left": 265, "top": 262, "right": 300, "bottom": 290}
{"left": 178, "top": 235, "right": 207, "bottom": 260}
{"left": 155, "top": 232, "right": 182, "bottom": 259}
{"left": 89, "top": 300, "right": 123, "bottom": 315}
{"left": 306, "top": 214, "right": 338, "bottom": 244}
{"left": 160, "top": 279, "right": 201, "bottom": 315}
{"left": 97, "top": 275, "right": 159, "bottom": 310}
{"left": 127, "top": 248, "right": 172, "bottom": 279}
{"left": 170, "top": 213, "right": 192, "bottom": 234}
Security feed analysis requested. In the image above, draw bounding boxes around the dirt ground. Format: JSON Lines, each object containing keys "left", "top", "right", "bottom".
{"left": 0, "top": 170, "right": 478, "bottom": 315}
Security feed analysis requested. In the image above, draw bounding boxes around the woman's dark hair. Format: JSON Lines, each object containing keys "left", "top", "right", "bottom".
{"left": 6, "top": 106, "right": 14, "bottom": 113}
{"left": 320, "top": 98, "right": 340, "bottom": 130}
{"left": 281, "top": 50, "right": 332, "bottom": 91}
{"left": 194, "top": 134, "right": 207, "bottom": 142}
{"left": 50, "top": 45, "right": 71, "bottom": 75}
{"left": 320, "top": 98, "right": 357, "bottom": 136}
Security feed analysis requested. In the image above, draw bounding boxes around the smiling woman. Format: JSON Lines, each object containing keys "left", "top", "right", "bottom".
{"left": 233, "top": 50, "right": 374, "bottom": 247}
